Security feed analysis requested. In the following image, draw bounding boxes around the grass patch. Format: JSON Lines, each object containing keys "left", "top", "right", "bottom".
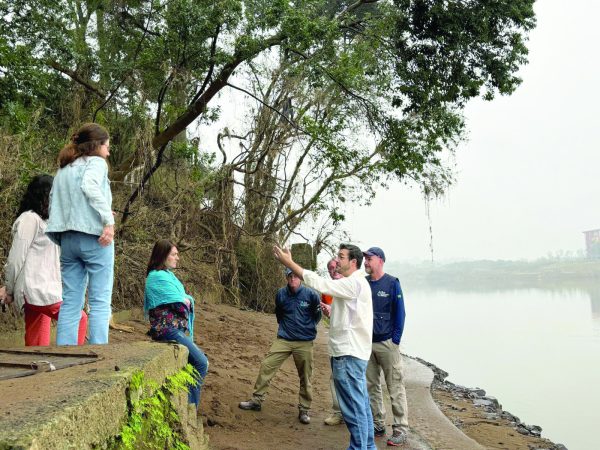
{"left": 108, "top": 365, "right": 198, "bottom": 450}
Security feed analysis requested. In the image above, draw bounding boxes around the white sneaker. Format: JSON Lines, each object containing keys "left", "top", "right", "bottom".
{"left": 324, "top": 413, "right": 344, "bottom": 426}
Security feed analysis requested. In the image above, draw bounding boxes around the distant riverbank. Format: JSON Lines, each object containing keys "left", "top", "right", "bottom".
{"left": 388, "top": 259, "right": 600, "bottom": 290}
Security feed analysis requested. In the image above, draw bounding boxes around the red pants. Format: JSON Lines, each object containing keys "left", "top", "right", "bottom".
{"left": 24, "top": 302, "right": 87, "bottom": 346}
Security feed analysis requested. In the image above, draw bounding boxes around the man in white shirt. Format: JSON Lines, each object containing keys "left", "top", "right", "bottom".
{"left": 274, "top": 244, "right": 375, "bottom": 450}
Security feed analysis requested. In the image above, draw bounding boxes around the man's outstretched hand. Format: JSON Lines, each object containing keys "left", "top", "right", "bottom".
{"left": 274, "top": 245, "right": 306, "bottom": 280}
{"left": 273, "top": 245, "right": 293, "bottom": 266}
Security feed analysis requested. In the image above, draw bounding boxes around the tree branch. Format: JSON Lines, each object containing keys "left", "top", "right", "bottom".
{"left": 155, "top": 71, "right": 175, "bottom": 134}
{"left": 45, "top": 60, "right": 106, "bottom": 98}
{"left": 118, "top": 9, "right": 160, "bottom": 37}
{"left": 119, "top": 143, "right": 168, "bottom": 228}
{"left": 226, "top": 81, "right": 299, "bottom": 133}
{"left": 152, "top": 33, "right": 284, "bottom": 150}
{"left": 337, "top": 0, "right": 380, "bottom": 20}
{"left": 190, "top": 23, "right": 222, "bottom": 106}
{"left": 269, "top": 150, "right": 378, "bottom": 234}
{"left": 288, "top": 48, "right": 377, "bottom": 112}
{"left": 267, "top": 137, "right": 316, "bottom": 233}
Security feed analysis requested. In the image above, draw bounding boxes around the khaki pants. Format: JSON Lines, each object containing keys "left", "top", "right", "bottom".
{"left": 366, "top": 339, "right": 408, "bottom": 430}
{"left": 252, "top": 338, "right": 314, "bottom": 411}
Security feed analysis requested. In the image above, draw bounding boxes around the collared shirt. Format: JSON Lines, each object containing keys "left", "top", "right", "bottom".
{"left": 303, "top": 269, "right": 373, "bottom": 361}
{"left": 4, "top": 211, "right": 62, "bottom": 309}
{"left": 275, "top": 284, "right": 322, "bottom": 341}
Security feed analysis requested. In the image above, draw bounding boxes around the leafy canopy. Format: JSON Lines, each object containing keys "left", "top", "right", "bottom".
{"left": 0, "top": 0, "right": 535, "bottom": 206}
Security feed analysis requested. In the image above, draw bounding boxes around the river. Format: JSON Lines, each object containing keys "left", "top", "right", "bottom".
{"left": 401, "top": 283, "right": 600, "bottom": 450}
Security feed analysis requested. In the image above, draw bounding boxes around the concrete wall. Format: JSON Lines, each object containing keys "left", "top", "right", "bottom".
{"left": 0, "top": 342, "right": 209, "bottom": 449}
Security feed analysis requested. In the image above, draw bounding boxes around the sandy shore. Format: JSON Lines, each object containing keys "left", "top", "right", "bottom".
{"left": 1, "top": 303, "right": 568, "bottom": 449}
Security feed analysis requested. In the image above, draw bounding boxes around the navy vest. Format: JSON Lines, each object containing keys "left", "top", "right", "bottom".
{"left": 367, "top": 273, "right": 398, "bottom": 342}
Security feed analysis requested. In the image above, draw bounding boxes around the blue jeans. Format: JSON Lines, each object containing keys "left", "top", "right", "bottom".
{"left": 155, "top": 328, "right": 209, "bottom": 406}
{"left": 57, "top": 231, "right": 114, "bottom": 345}
{"left": 331, "top": 356, "right": 376, "bottom": 450}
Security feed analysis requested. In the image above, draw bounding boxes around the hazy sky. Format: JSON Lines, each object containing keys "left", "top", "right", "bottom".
{"left": 346, "top": 0, "right": 600, "bottom": 262}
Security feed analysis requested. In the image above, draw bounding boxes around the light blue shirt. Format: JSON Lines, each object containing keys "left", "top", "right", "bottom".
{"left": 46, "top": 156, "right": 113, "bottom": 243}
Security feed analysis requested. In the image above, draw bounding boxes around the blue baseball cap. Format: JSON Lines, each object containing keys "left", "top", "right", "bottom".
{"left": 362, "top": 247, "right": 386, "bottom": 262}
{"left": 285, "top": 268, "right": 293, "bottom": 277}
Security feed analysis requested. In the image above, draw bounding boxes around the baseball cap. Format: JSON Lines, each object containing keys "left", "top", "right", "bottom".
{"left": 285, "top": 268, "right": 293, "bottom": 277}
{"left": 362, "top": 247, "right": 386, "bottom": 262}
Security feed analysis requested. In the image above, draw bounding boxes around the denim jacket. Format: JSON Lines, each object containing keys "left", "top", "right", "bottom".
{"left": 46, "top": 156, "right": 113, "bottom": 244}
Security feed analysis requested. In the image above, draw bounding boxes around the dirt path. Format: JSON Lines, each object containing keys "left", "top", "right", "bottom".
{"left": 1, "top": 297, "right": 560, "bottom": 450}
{"left": 114, "top": 301, "right": 558, "bottom": 450}
{"left": 197, "top": 302, "right": 355, "bottom": 450}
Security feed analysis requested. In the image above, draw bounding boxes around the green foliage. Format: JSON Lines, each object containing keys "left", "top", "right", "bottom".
{"left": 1, "top": 102, "right": 31, "bottom": 133}
{"left": 0, "top": 0, "right": 535, "bottom": 143}
{"left": 170, "top": 141, "right": 199, "bottom": 162}
{"left": 0, "top": 0, "right": 537, "bottom": 312}
{"left": 0, "top": 118, "right": 64, "bottom": 261}
{"left": 236, "top": 236, "right": 283, "bottom": 312}
{"left": 110, "top": 365, "right": 197, "bottom": 450}
{"left": 390, "top": 0, "right": 536, "bottom": 109}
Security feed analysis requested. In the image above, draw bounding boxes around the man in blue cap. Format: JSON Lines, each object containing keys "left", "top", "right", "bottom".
{"left": 239, "top": 267, "right": 321, "bottom": 424}
{"left": 363, "top": 246, "right": 408, "bottom": 446}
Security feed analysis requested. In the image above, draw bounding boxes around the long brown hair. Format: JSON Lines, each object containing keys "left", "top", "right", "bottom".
{"left": 147, "top": 239, "right": 175, "bottom": 275}
{"left": 58, "top": 123, "right": 109, "bottom": 168}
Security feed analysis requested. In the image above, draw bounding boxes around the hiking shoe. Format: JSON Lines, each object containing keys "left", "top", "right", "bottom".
{"left": 324, "top": 413, "right": 344, "bottom": 426}
{"left": 387, "top": 428, "right": 408, "bottom": 446}
{"left": 238, "top": 399, "right": 261, "bottom": 411}
{"left": 299, "top": 410, "right": 310, "bottom": 424}
{"left": 374, "top": 426, "right": 386, "bottom": 438}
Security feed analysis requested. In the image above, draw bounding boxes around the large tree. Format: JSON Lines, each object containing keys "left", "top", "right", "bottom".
{"left": 1, "top": 0, "right": 536, "bottom": 185}
{"left": 195, "top": 0, "right": 536, "bottom": 247}
{"left": 0, "top": 0, "right": 536, "bottom": 307}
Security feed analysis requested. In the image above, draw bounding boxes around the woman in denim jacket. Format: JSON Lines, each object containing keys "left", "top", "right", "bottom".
{"left": 46, "top": 123, "right": 114, "bottom": 345}
{"left": 144, "top": 240, "right": 209, "bottom": 409}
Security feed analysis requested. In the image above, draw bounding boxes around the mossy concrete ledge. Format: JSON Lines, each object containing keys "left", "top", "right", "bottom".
{"left": 0, "top": 341, "right": 209, "bottom": 450}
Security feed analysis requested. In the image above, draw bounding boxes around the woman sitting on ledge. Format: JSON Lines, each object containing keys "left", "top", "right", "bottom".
{"left": 144, "top": 239, "right": 209, "bottom": 409}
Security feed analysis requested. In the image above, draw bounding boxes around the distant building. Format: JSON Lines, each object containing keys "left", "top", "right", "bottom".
{"left": 583, "top": 229, "right": 600, "bottom": 258}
